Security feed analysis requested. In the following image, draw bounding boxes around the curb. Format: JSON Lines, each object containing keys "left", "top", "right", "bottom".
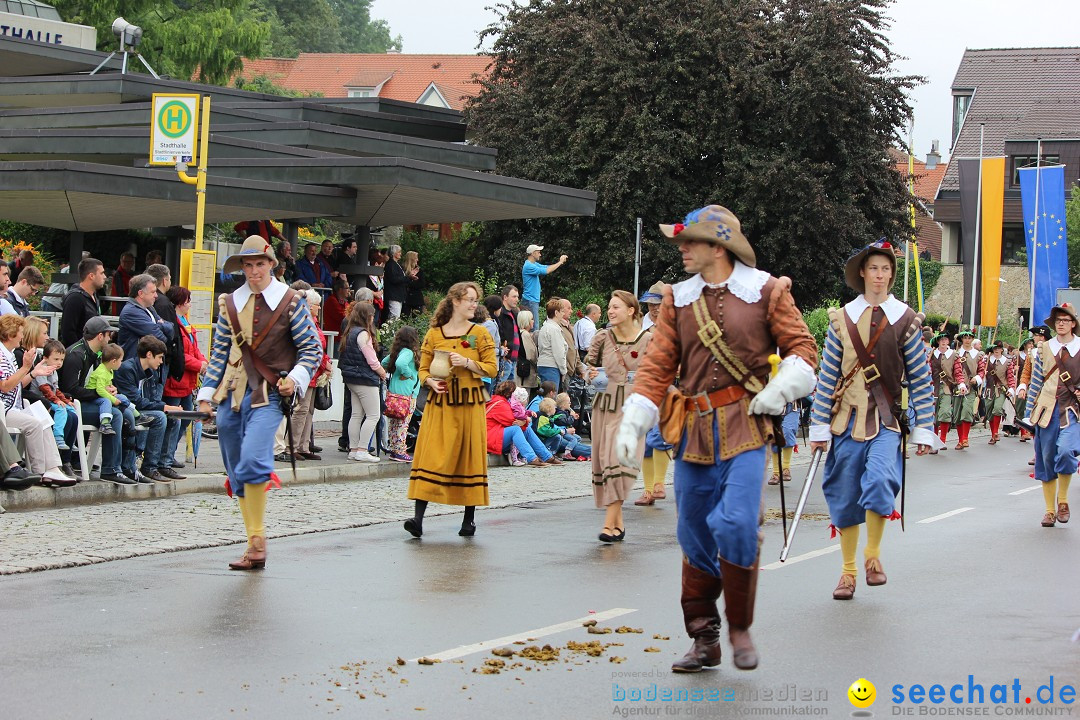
{"left": 0, "top": 458, "right": 418, "bottom": 513}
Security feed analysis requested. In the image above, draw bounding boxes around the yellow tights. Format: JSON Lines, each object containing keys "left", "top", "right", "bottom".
{"left": 238, "top": 481, "right": 269, "bottom": 544}
{"left": 839, "top": 511, "right": 888, "bottom": 575}
{"left": 1043, "top": 475, "right": 1071, "bottom": 513}
{"left": 770, "top": 447, "right": 793, "bottom": 477}
{"left": 642, "top": 450, "right": 671, "bottom": 490}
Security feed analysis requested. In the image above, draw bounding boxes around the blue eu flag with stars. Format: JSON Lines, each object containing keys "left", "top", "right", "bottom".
{"left": 1019, "top": 165, "right": 1068, "bottom": 327}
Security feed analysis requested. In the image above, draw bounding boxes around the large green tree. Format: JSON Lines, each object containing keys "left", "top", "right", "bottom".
{"left": 466, "top": 0, "right": 919, "bottom": 309}
{"left": 53, "top": 0, "right": 269, "bottom": 84}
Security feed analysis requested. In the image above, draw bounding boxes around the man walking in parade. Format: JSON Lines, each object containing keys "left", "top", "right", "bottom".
{"left": 952, "top": 329, "right": 984, "bottom": 450}
{"left": 1022, "top": 303, "right": 1080, "bottom": 528}
{"left": 198, "top": 236, "right": 323, "bottom": 570}
{"left": 930, "top": 332, "right": 958, "bottom": 451}
{"left": 984, "top": 340, "right": 1016, "bottom": 444}
{"left": 809, "top": 240, "right": 939, "bottom": 601}
{"left": 616, "top": 205, "right": 818, "bottom": 673}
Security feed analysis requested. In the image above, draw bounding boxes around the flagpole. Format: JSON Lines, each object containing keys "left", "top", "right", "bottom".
{"left": 905, "top": 119, "right": 914, "bottom": 303}
{"left": 969, "top": 123, "right": 985, "bottom": 328}
{"left": 1028, "top": 138, "right": 1043, "bottom": 329}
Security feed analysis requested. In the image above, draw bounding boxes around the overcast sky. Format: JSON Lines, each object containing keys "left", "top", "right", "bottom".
{"left": 372, "top": 0, "right": 1080, "bottom": 161}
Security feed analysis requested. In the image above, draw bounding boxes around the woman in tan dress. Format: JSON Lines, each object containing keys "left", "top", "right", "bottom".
{"left": 405, "top": 281, "right": 498, "bottom": 538}
{"left": 584, "top": 290, "right": 650, "bottom": 542}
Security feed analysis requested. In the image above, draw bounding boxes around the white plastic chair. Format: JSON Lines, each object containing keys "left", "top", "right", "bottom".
{"left": 72, "top": 399, "right": 102, "bottom": 483}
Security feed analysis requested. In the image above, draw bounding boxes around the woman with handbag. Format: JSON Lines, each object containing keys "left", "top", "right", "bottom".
{"left": 274, "top": 290, "right": 331, "bottom": 460}
{"left": 163, "top": 286, "right": 207, "bottom": 467}
{"left": 381, "top": 325, "right": 421, "bottom": 462}
{"left": 340, "top": 300, "right": 388, "bottom": 462}
{"left": 583, "top": 290, "right": 651, "bottom": 542}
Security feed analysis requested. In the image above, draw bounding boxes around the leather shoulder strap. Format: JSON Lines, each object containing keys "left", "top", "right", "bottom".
{"left": 224, "top": 294, "right": 279, "bottom": 387}
{"left": 250, "top": 288, "right": 297, "bottom": 353}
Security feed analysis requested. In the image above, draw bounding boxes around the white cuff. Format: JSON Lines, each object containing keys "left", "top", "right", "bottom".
{"left": 910, "top": 426, "right": 944, "bottom": 451}
{"left": 288, "top": 367, "right": 312, "bottom": 397}
{"left": 1017, "top": 383, "right": 1027, "bottom": 393}
{"left": 974, "top": 376, "right": 983, "bottom": 386}
{"left": 809, "top": 423, "right": 832, "bottom": 442}
{"left": 623, "top": 393, "right": 659, "bottom": 427}
{"left": 196, "top": 386, "right": 215, "bottom": 403}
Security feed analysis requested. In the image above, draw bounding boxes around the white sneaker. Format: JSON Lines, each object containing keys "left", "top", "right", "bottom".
{"left": 357, "top": 451, "right": 380, "bottom": 463}
{"left": 348, "top": 450, "right": 362, "bottom": 461}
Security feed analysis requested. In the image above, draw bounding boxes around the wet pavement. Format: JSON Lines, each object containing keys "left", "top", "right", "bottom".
{"left": 1, "top": 434, "right": 1078, "bottom": 718}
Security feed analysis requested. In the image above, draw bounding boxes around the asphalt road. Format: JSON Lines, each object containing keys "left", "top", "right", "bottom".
{"left": 2, "top": 437, "right": 1078, "bottom": 719}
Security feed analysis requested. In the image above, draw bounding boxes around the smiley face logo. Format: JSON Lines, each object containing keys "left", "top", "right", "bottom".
{"left": 848, "top": 678, "right": 876, "bottom": 708}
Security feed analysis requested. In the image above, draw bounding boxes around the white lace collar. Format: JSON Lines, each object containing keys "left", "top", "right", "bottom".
{"left": 672, "top": 260, "right": 769, "bottom": 307}
{"left": 233, "top": 278, "right": 288, "bottom": 311}
{"left": 933, "top": 348, "right": 953, "bottom": 359}
{"left": 958, "top": 347, "right": 980, "bottom": 359}
{"left": 988, "top": 355, "right": 1006, "bottom": 365}
{"left": 844, "top": 295, "right": 909, "bottom": 325}
{"left": 1048, "top": 336, "right": 1080, "bottom": 356}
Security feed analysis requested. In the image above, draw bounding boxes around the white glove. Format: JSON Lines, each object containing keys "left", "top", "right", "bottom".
{"left": 748, "top": 362, "right": 814, "bottom": 416}
{"left": 616, "top": 404, "right": 653, "bottom": 468}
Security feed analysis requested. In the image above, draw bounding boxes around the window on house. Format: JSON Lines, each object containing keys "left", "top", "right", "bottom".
{"left": 1012, "top": 155, "right": 1061, "bottom": 186}
{"left": 347, "top": 89, "right": 373, "bottom": 98}
{"left": 952, "top": 94, "right": 971, "bottom": 146}
{"left": 1001, "top": 224, "right": 1026, "bottom": 266}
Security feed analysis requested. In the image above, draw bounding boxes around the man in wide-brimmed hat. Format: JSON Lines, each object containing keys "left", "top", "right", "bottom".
{"left": 930, "top": 331, "right": 959, "bottom": 451}
{"left": 809, "top": 239, "right": 940, "bottom": 602}
{"left": 615, "top": 204, "right": 819, "bottom": 673}
{"left": 639, "top": 281, "right": 665, "bottom": 332}
{"left": 197, "top": 235, "right": 324, "bottom": 570}
{"left": 1023, "top": 303, "right": 1080, "bottom": 528}
{"left": 951, "top": 328, "right": 984, "bottom": 449}
{"left": 983, "top": 340, "right": 1016, "bottom": 445}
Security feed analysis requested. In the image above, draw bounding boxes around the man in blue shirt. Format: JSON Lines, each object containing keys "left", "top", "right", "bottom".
{"left": 521, "top": 244, "right": 567, "bottom": 332}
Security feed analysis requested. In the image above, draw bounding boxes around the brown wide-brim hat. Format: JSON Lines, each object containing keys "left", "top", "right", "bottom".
{"left": 659, "top": 205, "right": 756, "bottom": 268}
{"left": 1044, "top": 302, "right": 1080, "bottom": 328}
{"left": 844, "top": 239, "right": 898, "bottom": 293}
{"left": 223, "top": 235, "right": 279, "bottom": 274}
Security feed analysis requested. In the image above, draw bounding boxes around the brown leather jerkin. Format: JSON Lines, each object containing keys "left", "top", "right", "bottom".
{"left": 841, "top": 308, "right": 898, "bottom": 429}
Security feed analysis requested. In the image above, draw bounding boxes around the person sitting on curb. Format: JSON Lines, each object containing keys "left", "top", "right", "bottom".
{"left": 113, "top": 336, "right": 186, "bottom": 483}
{"left": 486, "top": 380, "right": 561, "bottom": 467}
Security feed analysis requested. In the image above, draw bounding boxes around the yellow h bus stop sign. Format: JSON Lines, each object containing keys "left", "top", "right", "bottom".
{"left": 149, "top": 93, "right": 199, "bottom": 166}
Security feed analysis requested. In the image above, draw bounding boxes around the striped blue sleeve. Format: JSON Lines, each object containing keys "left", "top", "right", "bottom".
{"left": 903, "top": 328, "right": 935, "bottom": 432}
{"left": 285, "top": 300, "right": 324, "bottom": 397}
{"left": 810, "top": 323, "right": 843, "bottom": 431}
{"left": 1026, "top": 351, "right": 1045, "bottom": 418}
{"left": 197, "top": 312, "right": 233, "bottom": 403}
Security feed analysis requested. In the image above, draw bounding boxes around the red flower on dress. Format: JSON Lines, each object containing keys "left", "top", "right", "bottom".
{"left": 630, "top": 351, "right": 639, "bottom": 358}
{"left": 461, "top": 340, "right": 470, "bottom": 348}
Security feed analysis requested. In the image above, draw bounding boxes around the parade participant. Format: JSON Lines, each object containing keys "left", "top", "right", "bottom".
{"left": 404, "top": 281, "right": 497, "bottom": 538}
{"left": 767, "top": 401, "right": 800, "bottom": 484}
{"left": 1023, "top": 304, "right": 1080, "bottom": 528}
{"left": 984, "top": 340, "right": 1016, "bottom": 444}
{"left": 930, "top": 332, "right": 958, "bottom": 450}
{"left": 1015, "top": 334, "right": 1036, "bottom": 441}
{"left": 616, "top": 205, "right": 818, "bottom": 672}
{"left": 1017, "top": 325, "right": 1050, "bottom": 400}
{"left": 584, "top": 290, "right": 651, "bottom": 543}
{"left": 197, "top": 236, "right": 323, "bottom": 570}
{"left": 810, "top": 240, "right": 938, "bottom": 602}
{"left": 951, "top": 329, "right": 984, "bottom": 449}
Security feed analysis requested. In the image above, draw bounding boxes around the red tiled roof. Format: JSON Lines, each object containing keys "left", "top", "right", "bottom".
{"left": 238, "top": 53, "right": 491, "bottom": 108}
{"left": 891, "top": 150, "right": 948, "bottom": 203}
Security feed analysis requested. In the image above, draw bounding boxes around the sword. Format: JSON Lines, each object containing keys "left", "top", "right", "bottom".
{"left": 278, "top": 371, "right": 298, "bottom": 484}
{"left": 779, "top": 447, "right": 824, "bottom": 562}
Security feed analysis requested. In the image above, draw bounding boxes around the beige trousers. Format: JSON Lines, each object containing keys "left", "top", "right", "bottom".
{"left": 5, "top": 408, "right": 61, "bottom": 473}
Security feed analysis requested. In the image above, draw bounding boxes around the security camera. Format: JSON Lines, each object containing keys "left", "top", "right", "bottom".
{"left": 111, "top": 17, "right": 143, "bottom": 48}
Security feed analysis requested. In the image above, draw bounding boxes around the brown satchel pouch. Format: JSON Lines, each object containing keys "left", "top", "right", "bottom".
{"left": 658, "top": 385, "right": 686, "bottom": 445}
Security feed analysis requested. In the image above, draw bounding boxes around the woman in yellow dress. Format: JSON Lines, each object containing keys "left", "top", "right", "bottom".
{"left": 584, "top": 290, "right": 651, "bottom": 542}
{"left": 405, "top": 281, "right": 498, "bottom": 538}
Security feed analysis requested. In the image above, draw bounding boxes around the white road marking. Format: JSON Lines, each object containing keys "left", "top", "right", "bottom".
{"left": 762, "top": 544, "right": 839, "bottom": 570}
{"left": 917, "top": 507, "right": 974, "bottom": 524}
{"left": 411, "top": 607, "right": 637, "bottom": 662}
{"left": 1010, "top": 485, "right": 1042, "bottom": 496}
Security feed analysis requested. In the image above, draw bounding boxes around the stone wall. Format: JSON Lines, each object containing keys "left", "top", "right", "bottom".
{"left": 923, "top": 264, "right": 1031, "bottom": 325}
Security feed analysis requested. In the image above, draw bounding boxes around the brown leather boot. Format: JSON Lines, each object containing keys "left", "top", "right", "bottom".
{"left": 719, "top": 555, "right": 759, "bottom": 670}
{"left": 229, "top": 535, "right": 267, "bottom": 570}
{"left": 670, "top": 561, "right": 723, "bottom": 673}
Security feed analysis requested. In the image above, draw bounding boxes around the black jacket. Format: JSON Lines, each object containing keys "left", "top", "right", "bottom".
{"left": 383, "top": 260, "right": 408, "bottom": 304}
{"left": 404, "top": 268, "right": 425, "bottom": 311}
{"left": 113, "top": 356, "right": 166, "bottom": 412}
{"left": 59, "top": 339, "right": 101, "bottom": 404}
{"left": 60, "top": 287, "right": 101, "bottom": 348}
{"left": 153, "top": 292, "right": 184, "bottom": 381}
